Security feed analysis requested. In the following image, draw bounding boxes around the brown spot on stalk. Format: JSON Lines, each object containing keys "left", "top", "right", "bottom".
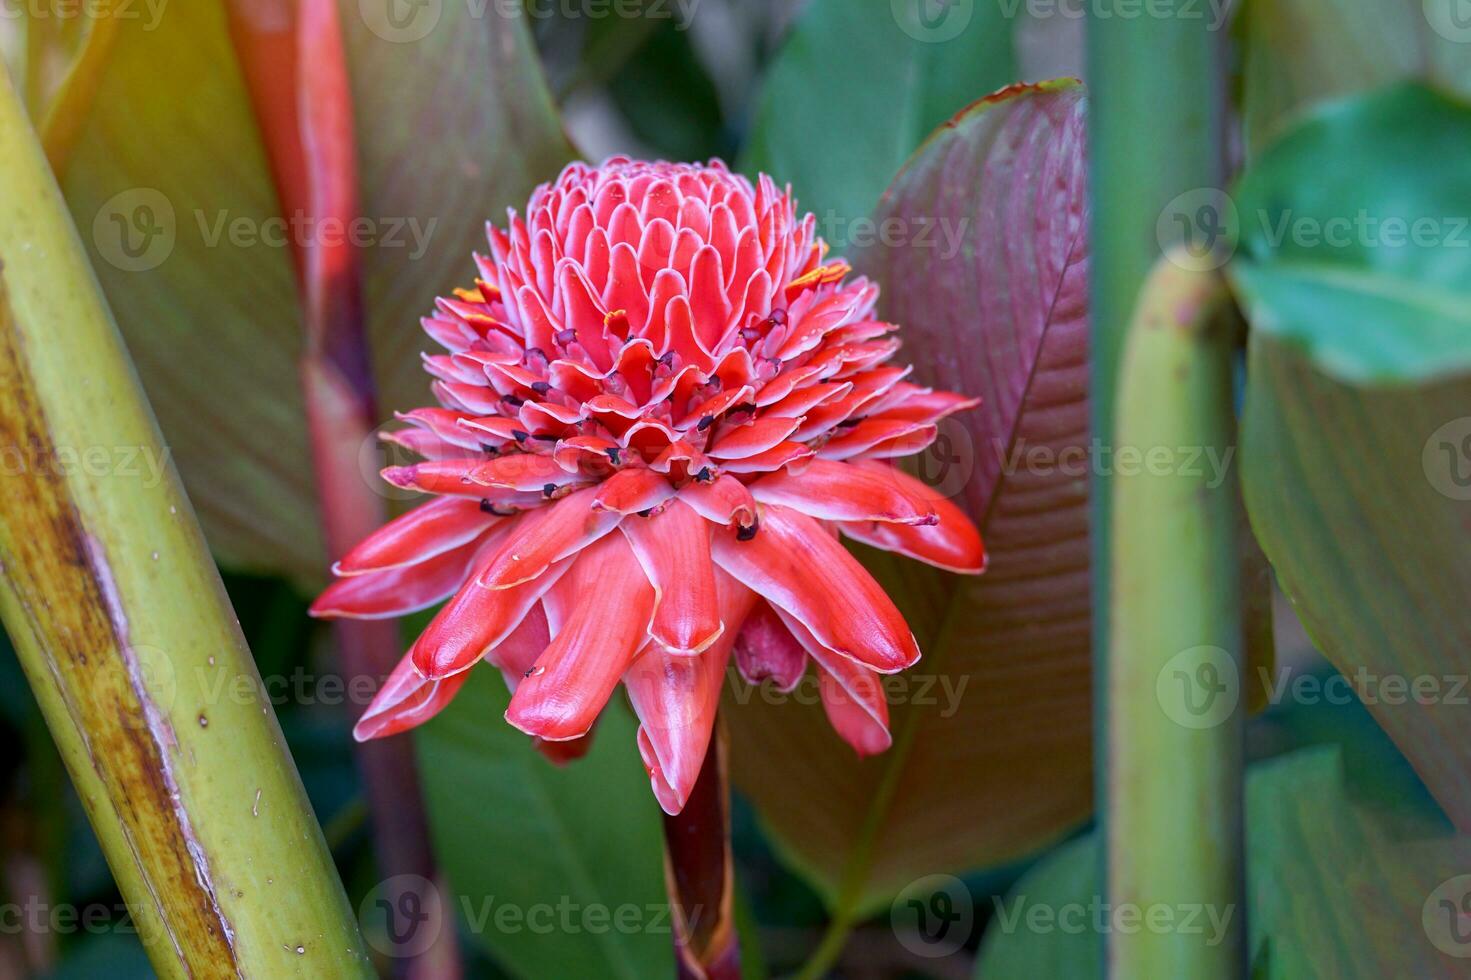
{"left": 0, "top": 289, "right": 241, "bottom": 974}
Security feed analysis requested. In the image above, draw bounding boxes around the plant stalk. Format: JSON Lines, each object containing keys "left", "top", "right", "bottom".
{"left": 224, "top": 3, "right": 461, "bottom": 974}
{"left": 1087, "top": 10, "right": 1230, "bottom": 970}
{"left": 0, "top": 63, "right": 372, "bottom": 978}
{"left": 1106, "top": 253, "right": 1245, "bottom": 977}
{"left": 663, "top": 719, "right": 740, "bottom": 980}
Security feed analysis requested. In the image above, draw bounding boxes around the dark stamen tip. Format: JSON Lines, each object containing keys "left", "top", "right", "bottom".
{"left": 695, "top": 466, "right": 714, "bottom": 483}
{"left": 512, "top": 429, "right": 530, "bottom": 443}
{"left": 736, "top": 522, "right": 759, "bottom": 542}
{"left": 605, "top": 447, "right": 621, "bottom": 465}
{"left": 531, "top": 381, "right": 551, "bottom": 395}
{"left": 696, "top": 416, "right": 714, "bottom": 432}
{"left": 543, "top": 483, "right": 557, "bottom": 497}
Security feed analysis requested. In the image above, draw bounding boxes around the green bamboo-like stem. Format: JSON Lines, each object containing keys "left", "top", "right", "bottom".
{"left": 1107, "top": 254, "right": 1245, "bottom": 978}
{"left": 1087, "top": 12, "right": 1230, "bottom": 970}
{"left": 0, "top": 67, "right": 372, "bottom": 977}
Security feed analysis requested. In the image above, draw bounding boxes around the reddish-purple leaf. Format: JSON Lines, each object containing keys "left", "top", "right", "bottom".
{"left": 727, "top": 81, "right": 1094, "bottom": 910}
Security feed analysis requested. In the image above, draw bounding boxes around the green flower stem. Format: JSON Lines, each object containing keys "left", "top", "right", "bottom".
{"left": 0, "top": 67, "right": 372, "bottom": 977}
{"left": 1107, "top": 254, "right": 1245, "bottom": 978}
{"left": 1087, "top": 13, "right": 1230, "bottom": 972}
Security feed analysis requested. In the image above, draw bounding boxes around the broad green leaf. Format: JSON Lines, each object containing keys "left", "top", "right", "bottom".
{"left": 742, "top": 0, "right": 1020, "bottom": 250}
{"left": 415, "top": 671, "right": 672, "bottom": 980}
{"left": 728, "top": 81, "right": 1094, "bottom": 915}
{"left": 50, "top": 1, "right": 577, "bottom": 586}
{"left": 1232, "top": 83, "right": 1471, "bottom": 383}
{"left": 1239, "top": 0, "right": 1471, "bottom": 154}
{"left": 1241, "top": 333, "right": 1471, "bottom": 828}
{"left": 978, "top": 745, "right": 1471, "bottom": 978}
{"left": 973, "top": 834, "right": 1100, "bottom": 979}
{"left": 59, "top": 1, "right": 322, "bottom": 583}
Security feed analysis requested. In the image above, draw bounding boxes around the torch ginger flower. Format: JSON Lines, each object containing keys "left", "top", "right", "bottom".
{"left": 310, "top": 158, "right": 984, "bottom": 814}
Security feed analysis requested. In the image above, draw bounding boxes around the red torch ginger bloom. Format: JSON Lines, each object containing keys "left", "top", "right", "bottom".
{"left": 311, "top": 158, "right": 984, "bottom": 814}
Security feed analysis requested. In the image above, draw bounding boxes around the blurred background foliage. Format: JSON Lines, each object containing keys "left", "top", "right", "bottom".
{"left": 0, "top": 0, "right": 1467, "bottom": 977}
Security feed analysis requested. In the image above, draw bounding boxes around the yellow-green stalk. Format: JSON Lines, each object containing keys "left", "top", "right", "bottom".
{"left": 0, "top": 66, "right": 372, "bottom": 978}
